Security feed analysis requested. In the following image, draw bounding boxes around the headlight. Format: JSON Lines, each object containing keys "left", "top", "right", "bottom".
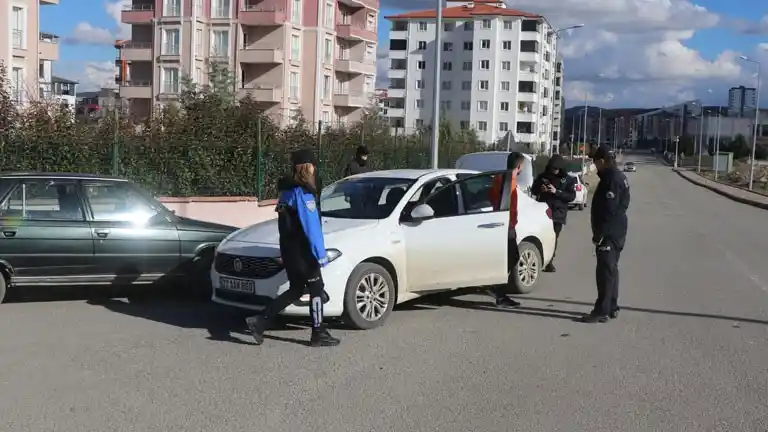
{"left": 326, "top": 248, "right": 342, "bottom": 263}
{"left": 216, "top": 229, "right": 241, "bottom": 252}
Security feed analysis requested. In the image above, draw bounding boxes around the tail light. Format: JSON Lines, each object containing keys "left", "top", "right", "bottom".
{"left": 575, "top": 184, "right": 583, "bottom": 192}
{"left": 546, "top": 208, "right": 552, "bottom": 219}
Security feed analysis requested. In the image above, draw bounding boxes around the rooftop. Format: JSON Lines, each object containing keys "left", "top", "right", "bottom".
{"left": 385, "top": 1, "right": 540, "bottom": 20}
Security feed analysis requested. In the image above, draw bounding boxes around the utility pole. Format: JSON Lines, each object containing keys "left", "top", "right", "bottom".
{"left": 673, "top": 136, "right": 680, "bottom": 169}
{"left": 428, "top": 0, "right": 443, "bottom": 169}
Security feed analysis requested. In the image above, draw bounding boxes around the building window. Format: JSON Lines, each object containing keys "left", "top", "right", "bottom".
{"left": 503, "top": 20, "right": 513, "bottom": 30}
{"left": 463, "top": 22, "right": 474, "bottom": 31}
{"left": 500, "top": 81, "right": 510, "bottom": 91}
{"left": 461, "top": 101, "right": 471, "bottom": 111}
{"left": 164, "top": 0, "right": 181, "bottom": 16}
{"left": 211, "top": 29, "right": 229, "bottom": 57}
{"left": 481, "top": 19, "right": 491, "bottom": 29}
{"left": 479, "top": 60, "right": 490, "bottom": 70}
{"left": 418, "top": 41, "right": 427, "bottom": 50}
{"left": 291, "top": 0, "right": 301, "bottom": 24}
{"left": 477, "top": 101, "right": 488, "bottom": 112}
{"left": 480, "top": 39, "right": 491, "bottom": 49}
{"left": 195, "top": 67, "right": 203, "bottom": 83}
{"left": 162, "top": 68, "right": 180, "bottom": 93}
{"left": 521, "top": 19, "right": 540, "bottom": 32}
{"left": 211, "top": 0, "right": 230, "bottom": 18}
{"left": 416, "top": 99, "right": 424, "bottom": 108}
{"left": 463, "top": 62, "right": 472, "bottom": 71}
{"left": 463, "top": 41, "right": 473, "bottom": 50}
{"left": 478, "top": 80, "right": 489, "bottom": 91}
{"left": 417, "top": 61, "right": 426, "bottom": 70}
{"left": 502, "top": 40, "right": 512, "bottom": 50}
{"left": 11, "top": 67, "right": 23, "bottom": 103}
{"left": 291, "top": 34, "right": 301, "bottom": 60}
{"left": 462, "top": 81, "right": 471, "bottom": 90}
{"left": 499, "top": 122, "right": 509, "bottom": 132}
{"left": 443, "top": 42, "right": 453, "bottom": 51}
{"left": 460, "top": 121, "right": 470, "bottom": 130}
{"left": 418, "top": 22, "right": 428, "bottom": 31}
{"left": 415, "top": 119, "right": 424, "bottom": 127}
{"left": 289, "top": 71, "right": 300, "bottom": 99}
{"left": 325, "top": 1, "right": 334, "bottom": 28}
{"left": 442, "top": 62, "right": 452, "bottom": 71}
{"left": 501, "top": 61, "right": 511, "bottom": 71}
{"left": 416, "top": 80, "right": 425, "bottom": 89}
{"left": 441, "top": 81, "right": 451, "bottom": 90}
{"left": 323, "top": 75, "right": 331, "bottom": 99}
{"left": 500, "top": 102, "right": 509, "bottom": 112}
{"left": 11, "top": 7, "right": 25, "bottom": 49}
{"left": 162, "top": 29, "right": 180, "bottom": 55}
{"left": 444, "top": 22, "right": 454, "bottom": 31}
{"left": 195, "top": 29, "right": 203, "bottom": 55}
{"left": 324, "top": 38, "right": 333, "bottom": 63}
{"left": 478, "top": 121, "right": 488, "bottom": 131}
{"left": 440, "top": 100, "right": 451, "bottom": 110}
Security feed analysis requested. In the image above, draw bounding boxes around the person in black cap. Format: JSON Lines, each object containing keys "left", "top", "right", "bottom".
{"left": 580, "top": 145, "right": 630, "bottom": 323}
{"left": 246, "top": 149, "right": 339, "bottom": 346}
{"left": 531, "top": 154, "right": 576, "bottom": 272}
{"left": 344, "top": 145, "right": 371, "bottom": 177}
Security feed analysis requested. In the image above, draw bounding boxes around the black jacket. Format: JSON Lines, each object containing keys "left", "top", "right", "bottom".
{"left": 531, "top": 158, "right": 576, "bottom": 224}
{"left": 344, "top": 158, "right": 372, "bottom": 177}
{"left": 590, "top": 166, "right": 630, "bottom": 247}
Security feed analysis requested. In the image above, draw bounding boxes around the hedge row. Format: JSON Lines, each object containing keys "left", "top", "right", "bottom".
{"left": 0, "top": 63, "right": 489, "bottom": 198}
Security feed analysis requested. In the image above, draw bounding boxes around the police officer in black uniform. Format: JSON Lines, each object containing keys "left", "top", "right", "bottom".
{"left": 581, "top": 145, "right": 630, "bottom": 323}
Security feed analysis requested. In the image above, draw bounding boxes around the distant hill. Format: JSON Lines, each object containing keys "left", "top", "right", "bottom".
{"left": 564, "top": 107, "right": 657, "bottom": 117}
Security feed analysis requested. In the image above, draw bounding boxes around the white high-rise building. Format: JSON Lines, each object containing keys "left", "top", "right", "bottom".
{"left": 384, "top": 0, "right": 558, "bottom": 151}
{"left": 728, "top": 86, "right": 757, "bottom": 118}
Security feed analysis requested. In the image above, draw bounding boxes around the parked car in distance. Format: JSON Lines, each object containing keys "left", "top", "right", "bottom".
{"left": 0, "top": 173, "right": 238, "bottom": 303}
{"left": 211, "top": 169, "right": 557, "bottom": 330}
{"left": 567, "top": 172, "right": 589, "bottom": 210}
{"left": 624, "top": 162, "right": 637, "bottom": 172}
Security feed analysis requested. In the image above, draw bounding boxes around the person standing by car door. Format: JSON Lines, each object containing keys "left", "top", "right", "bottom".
{"left": 581, "top": 145, "right": 630, "bottom": 323}
{"left": 246, "top": 150, "right": 339, "bottom": 347}
{"left": 487, "top": 152, "right": 526, "bottom": 308}
{"left": 344, "top": 146, "right": 372, "bottom": 177}
{"left": 531, "top": 155, "right": 576, "bottom": 273}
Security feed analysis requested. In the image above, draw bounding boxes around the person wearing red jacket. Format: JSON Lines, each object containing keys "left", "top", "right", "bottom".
{"left": 487, "top": 152, "right": 525, "bottom": 308}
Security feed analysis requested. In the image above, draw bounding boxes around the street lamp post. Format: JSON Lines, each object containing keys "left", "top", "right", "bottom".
{"left": 547, "top": 24, "right": 584, "bottom": 156}
{"left": 740, "top": 55, "right": 762, "bottom": 190}
{"left": 715, "top": 109, "right": 722, "bottom": 180}
{"left": 697, "top": 112, "right": 705, "bottom": 172}
{"left": 429, "top": 0, "right": 444, "bottom": 169}
{"left": 597, "top": 108, "right": 603, "bottom": 147}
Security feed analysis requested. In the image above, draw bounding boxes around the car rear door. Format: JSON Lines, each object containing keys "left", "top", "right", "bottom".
{"left": 81, "top": 181, "right": 181, "bottom": 284}
{"left": 0, "top": 178, "right": 95, "bottom": 285}
{"left": 401, "top": 172, "right": 509, "bottom": 292}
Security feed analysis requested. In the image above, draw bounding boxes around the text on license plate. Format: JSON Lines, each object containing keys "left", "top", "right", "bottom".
{"left": 220, "top": 277, "right": 255, "bottom": 294}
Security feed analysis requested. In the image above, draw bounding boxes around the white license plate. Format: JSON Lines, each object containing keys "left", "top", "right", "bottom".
{"left": 219, "top": 277, "right": 255, "bottom": 294}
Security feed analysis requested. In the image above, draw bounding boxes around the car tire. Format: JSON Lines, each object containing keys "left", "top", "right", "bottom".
{"left": 510, "top": 241, "right": 542, "bottom": 295}
{"left": 186, "top": 249, "right": 214, "bottom": 300}
{"left": 0, "top": 274, "right": 6, "bottom": 304}
{"left": 342, "top": 262, "right": 396, "bottom": 330}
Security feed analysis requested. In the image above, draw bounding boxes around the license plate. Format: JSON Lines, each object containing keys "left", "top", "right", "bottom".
{"left": 219, "top": 277, "right": 255, "bottom": 294}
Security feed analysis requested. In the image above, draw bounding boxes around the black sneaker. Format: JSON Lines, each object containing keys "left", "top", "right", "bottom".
{"left": 543, "top": 263, "right": 556, "bottom": 273}
{"left": 310, "top": 327, "right": 340, "bottom": 347}
{"left": 609, "top": 309, "right": 619, "bottom": 319}
{"left": 495, "top": 296, "right": 521, "bottom": 308}
{"left": 245, "top": 315, "right": 267, "bottom": 345}
{"left": 579, "top": 314, "right": 608, "bottom": 324}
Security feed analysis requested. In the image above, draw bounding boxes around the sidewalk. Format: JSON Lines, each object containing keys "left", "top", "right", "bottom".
{"left": 675, "top": 169, "right": 768, "bottom": 210}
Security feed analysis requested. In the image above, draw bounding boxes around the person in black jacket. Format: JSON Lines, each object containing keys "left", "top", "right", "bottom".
{"left": 580, "top": 145, "right": 630, "bottom": 323}
{"left": 246, "top": 149, "right": 339, "bottom": 347}
{"left": 344, "top": 146, "right": 371, "bottom": 176}
{"left": 531, "top": 155, "right": 576, "bottom": 273}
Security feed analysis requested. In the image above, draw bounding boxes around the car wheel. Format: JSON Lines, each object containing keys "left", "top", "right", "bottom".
{"left": 186, "top": 249, "right": 214, "bottom": 299}
{"left": 342, "top": 262, "right": 396, "bottom": 330}
{"left": 510, "top": 241, "right": 542, "bottom": 294}
{"left": 0, "top": 274, "right": 6, "bottom": 304}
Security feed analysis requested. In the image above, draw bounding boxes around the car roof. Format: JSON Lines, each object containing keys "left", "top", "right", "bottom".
{"left": 0, "top": 172, "right": 129, "bottom": 182}
{"left": 347, "top": 168, "right": 478, "bottom": 180}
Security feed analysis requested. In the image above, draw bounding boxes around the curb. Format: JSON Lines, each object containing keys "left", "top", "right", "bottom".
{"left": 674, "top": 170, "right": 768, "bottom": 210}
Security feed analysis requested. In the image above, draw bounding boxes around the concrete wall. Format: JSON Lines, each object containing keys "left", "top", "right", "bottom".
{"left": 159, "top": 196, "right": 277, "bottom": 228}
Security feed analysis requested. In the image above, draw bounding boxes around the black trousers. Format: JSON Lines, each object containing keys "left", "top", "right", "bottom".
{"left": 551, "top": 222, "right": 563, "bottom": 263}
{"left": 490, "top": 229, "right": 519, "bottom": 298}
{"left": 593, "top": 239, "right": 623, "bottom": 316}
{"left": 261, "top": 265, "right": 326, "bottom": 328}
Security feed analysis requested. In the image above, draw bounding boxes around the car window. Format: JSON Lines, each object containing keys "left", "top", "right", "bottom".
{"left": 423, "top": 172, "right": 505, "bottom": 219}
{"left": 320, "top": 177, "right": 415, "bottom": 220}
{"left": 423, "top": 184, "right": 459, "bottom": 218}
{"left": 83, "top": 183, "right": 160, "bottom": 224}
{"left": 408, "top": 177, "right": 452, "bottom": 203}
{"left": 0, "top": 180, "right": 84, "bottom": 221}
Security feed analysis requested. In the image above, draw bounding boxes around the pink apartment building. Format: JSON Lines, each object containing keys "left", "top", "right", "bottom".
{"left": 117, "top": 0, "right": 379, "bottom": 125}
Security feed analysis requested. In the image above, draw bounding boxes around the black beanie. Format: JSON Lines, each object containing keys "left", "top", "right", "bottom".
{"left": 290, "top": 149, "right": 316, "bottom": 166}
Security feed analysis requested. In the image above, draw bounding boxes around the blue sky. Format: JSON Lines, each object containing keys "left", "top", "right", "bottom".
{"left": 46, "top": 0, "right": 768, "bottom": 107}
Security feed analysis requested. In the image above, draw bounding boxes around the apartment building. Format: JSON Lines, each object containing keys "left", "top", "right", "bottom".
{"left": 384, "top": 0, "right": 558, "bottom": 150}
{"left": 117, "top": 0, "right": 379, "bottom": 124}
{"left": 551, "top": 57, "right": 563, "bottom": 149}
{"left": 728, "top": 85, "right": 757, "bottom": 118}
{"left": 1, "top": 0, "right": 60, "bottom": 105}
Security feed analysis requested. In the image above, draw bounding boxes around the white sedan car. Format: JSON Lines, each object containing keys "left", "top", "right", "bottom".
{"left": 211, "top": 169, "right": 556, "bottom": 330}
{"left": 568, "top": 172, "right": 589, "bottom": 210}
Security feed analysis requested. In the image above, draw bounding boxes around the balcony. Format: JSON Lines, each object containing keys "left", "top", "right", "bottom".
{"left": 333, "top": 91, "right": 370, "bottom": 107}
{"left": 238, "top": 85, "right": 283, "bottom": 103}
{"left": 338, "top": 0, "right": 377, "bottom": 8}
{"left": 336, "top": 24, "right": 377, "bottom": 42}
{"left": 158, "top": 45, "right": 181, "bottom": 61}
{"left": 334, "top": 57, "right": 376, "bottom": 75}
{"left": 119, "top": 80, "right": 152, "bottom": 99}
{"left": 519, "top": 52, "right": 539, "bottom": 63}
{"left": 240, "top": 4, "right": 288, "bottom": 26}
{"left": 120, "top": 41, "right": 152, "bottom": 62}
{"left": 122, "top": 4, "right": 154, "bottom": 24}
{"left": 515, "top": 132, "right": 535, "bottom": 143}
{"left": 239, "top": 48, "right": 284, "bottom": 64}
{"left": 39, "top": 32, "right": 60, "bottom": 60}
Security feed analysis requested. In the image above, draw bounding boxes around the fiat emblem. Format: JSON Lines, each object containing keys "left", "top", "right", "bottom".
{"left": 233, "top": 258, "right": 243, "bottom": 272}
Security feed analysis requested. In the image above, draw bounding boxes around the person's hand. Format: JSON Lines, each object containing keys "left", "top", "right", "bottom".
{"left": 546, "top": 184, "right": 556, "bottom": 193}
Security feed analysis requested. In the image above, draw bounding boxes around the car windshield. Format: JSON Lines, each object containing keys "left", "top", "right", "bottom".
{"left": 320, "top": 177, "right": 416, "bottom": 220}
{"left": 626, "top": 162, "right": 635, "bottom": 166}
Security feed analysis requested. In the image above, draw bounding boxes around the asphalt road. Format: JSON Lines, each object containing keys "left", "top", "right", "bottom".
{"left": 1, "top": 154, "right": 767, "bottom": 432}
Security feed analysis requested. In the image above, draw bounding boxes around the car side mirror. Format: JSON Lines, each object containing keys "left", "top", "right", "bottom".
{"left": 409, "top": 204, "right": 435, "bottom": 221}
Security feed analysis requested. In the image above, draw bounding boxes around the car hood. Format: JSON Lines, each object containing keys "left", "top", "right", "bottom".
{"left": 175, "top": 216, "right": 238, "bottom": 234}
{"left": 227, "top": 217, "right": 378, "bottom": 245}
